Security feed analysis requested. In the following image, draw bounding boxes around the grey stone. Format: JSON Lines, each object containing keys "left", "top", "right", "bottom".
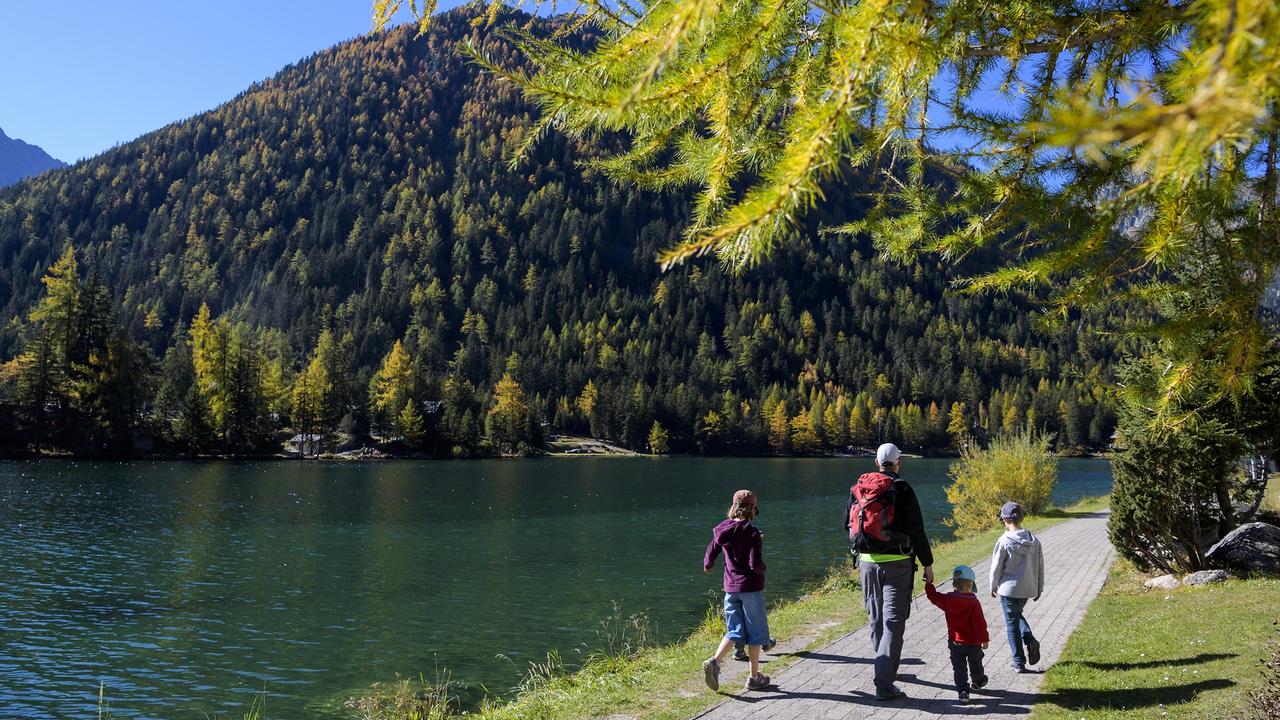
{"left": 1182, "top": 569, "right": 1229, "bottom": 586}
{"left": 1143, "top": 574, "right": 1181, "bottom": 590}
{"left": 1205, "top": 522, "right": 1280, "bottom": 574}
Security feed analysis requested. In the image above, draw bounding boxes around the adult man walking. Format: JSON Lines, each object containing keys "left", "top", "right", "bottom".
{"left": 845, "top": 442, "right": 934, "bottom": 701}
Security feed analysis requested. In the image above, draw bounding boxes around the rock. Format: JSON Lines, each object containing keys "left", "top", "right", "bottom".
{"left": 1182, "top": 569, "right": 1229, "bottom": 586}
{"left": 1143, "top": 574, "right": 1181, "bottom": 590}
{"left": 1205, "top": 522, "right": 1280, "bottom": 574}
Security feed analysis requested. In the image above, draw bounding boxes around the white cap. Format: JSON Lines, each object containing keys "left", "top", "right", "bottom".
{"left": 876, "top": 443, "right": 902, "bottom": 468}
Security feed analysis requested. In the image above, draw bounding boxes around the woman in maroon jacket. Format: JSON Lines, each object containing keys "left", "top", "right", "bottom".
{"left": 701, "top": 489, "right": 772, "bottom": 692}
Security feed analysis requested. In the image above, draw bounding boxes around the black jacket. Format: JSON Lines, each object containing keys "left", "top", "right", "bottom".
{"left": 842, "top": 470, "right": 934, "bottom": 568}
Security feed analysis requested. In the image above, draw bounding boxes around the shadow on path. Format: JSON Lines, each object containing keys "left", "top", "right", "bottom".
{"left": 778, "top": 651, "right": 925, "bottom": 666}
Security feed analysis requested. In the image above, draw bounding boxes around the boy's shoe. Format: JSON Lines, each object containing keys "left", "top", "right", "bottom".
{"left": 762, "top": 637, "right": 778, "bottom": 652}
{"left": 874, "top": 686, "right": 907, "bottom": 702}
{"left": 745, "top": 673, "right": 771, "bottom": 691}
{"left": 1025, "top": 638, "right": 1041, "bottom": 666}
{"left": 1010, "top": 663, "right": 1027, "bottom": 673}
{"left": 972, "top": 674, "right": 989, "bottom": 689}
{"left": 702, "top": 658, "right": 720, "bottom": 691}
{"left": 958, "top": 691, "right": 970, "bottom": 704}
{"left": 733, "top": 648, "right": 749, "bottom": 662}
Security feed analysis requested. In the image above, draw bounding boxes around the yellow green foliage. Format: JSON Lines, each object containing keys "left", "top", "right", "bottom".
{"left": 945, "top": 432, "right": 1057, "bottom": 538}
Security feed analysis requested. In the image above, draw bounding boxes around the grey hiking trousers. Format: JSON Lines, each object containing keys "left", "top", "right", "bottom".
{"left": 861, "top": 557, "right": 914, "bottom": 695}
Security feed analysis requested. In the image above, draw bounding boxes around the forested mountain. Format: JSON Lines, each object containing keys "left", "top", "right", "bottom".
{"left": 0, "top": 126, "right": 65, "bottom": 188}
{"left": 0, "top": 8, "right": 1121, "bottom": 458}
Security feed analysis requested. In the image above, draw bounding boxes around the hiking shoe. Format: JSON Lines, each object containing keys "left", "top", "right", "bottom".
{"left": 702, "top": 658, "right": 720, "bottom": 691}
{"left": 1025, "top": 638, "right": 1041, "bottom": 666}
{"left": 875, "top": 687, "right": 907, "bottom": 702}
{"left": 1011, "top": 663, "right": 1027, "bottom": 674}
{"left": 745, "top": 673, "right": 771, "bottom": 691}
{"left": 958, "top": 691, "right": 970, "bottom": 704}
{"left": 733, "top": 648, "right": 749, "bottom": 662}
{"left": 972, "top": 674, "right": 989, "bottom": 689}
{"left": 762, "top": 637, "right": 778, "bottom": 652}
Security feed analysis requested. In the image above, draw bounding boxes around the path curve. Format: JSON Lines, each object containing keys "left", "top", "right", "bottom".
{"left": 693, "top": 511, "right": 1114, "bottom": 719}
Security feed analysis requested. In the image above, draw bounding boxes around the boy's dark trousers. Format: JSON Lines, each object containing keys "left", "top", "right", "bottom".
{"left": 948, "top": 640, "right": 986, "bottom": 692}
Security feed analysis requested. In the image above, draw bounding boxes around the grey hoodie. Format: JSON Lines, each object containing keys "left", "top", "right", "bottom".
{"left": 989, "top": 528, "right": 1044, "bottom": 599}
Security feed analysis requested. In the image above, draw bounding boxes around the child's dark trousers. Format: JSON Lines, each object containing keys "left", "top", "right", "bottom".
{"left": 948, "top": 639, "right": 986, "bottom": 692}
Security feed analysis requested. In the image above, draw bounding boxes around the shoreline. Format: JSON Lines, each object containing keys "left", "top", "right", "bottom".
{"left": 0, "top": 445, "right": 1115, "bottom": 463}
{"left": 346, "top": 495, "right": 1113, "bottom": 719}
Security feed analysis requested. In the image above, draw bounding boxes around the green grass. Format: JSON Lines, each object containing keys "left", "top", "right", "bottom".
{"left": 349, "top": 496, "right": 1110, "bottom": 720}
{"left": 1030, "top": 559, "right": 1280, "bottom": 720}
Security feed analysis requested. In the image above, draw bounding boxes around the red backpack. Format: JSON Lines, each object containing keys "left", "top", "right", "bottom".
{"left": 849, "top": 472, "right": 910, "bottom": 554}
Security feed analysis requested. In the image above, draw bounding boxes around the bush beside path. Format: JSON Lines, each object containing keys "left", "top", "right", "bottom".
{"left": 692, "top": 511, "right": 1115, "bottom": 720}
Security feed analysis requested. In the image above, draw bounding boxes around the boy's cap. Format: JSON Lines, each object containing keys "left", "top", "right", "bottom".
{"left": 875, "top": 443, "right": 901, "bottom": 467}
{"left": 1000, "top": 501, "right": 1025, "bottom": 520}
{"left": 952, "top": 565, "right": 977, "bottom": 584}
{"left": 732, "top": 489, "right": 757, "bottom": 507}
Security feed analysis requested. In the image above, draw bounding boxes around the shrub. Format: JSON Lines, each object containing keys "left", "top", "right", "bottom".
{"left": 945, "top": 431, "right": 1057, "bottom": 538}
{"left": 1107, "top": 419, "right": 1242, "bottom": 574}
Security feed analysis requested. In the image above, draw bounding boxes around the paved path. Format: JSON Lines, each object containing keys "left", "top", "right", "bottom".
{"left": 694, "top": 511, "right": 1114, "bottom": 719}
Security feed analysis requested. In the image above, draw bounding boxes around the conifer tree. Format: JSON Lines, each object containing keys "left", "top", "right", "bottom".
{"left": 369, "top": 340, "right": 415, "bottom": 438}
{"left": 487, "top": 371, "right": 531, "bottom": 454}
{"left": 647, "top": 420, "right": 670, "bottom": 455}
{"left": 399, "top": 0, "right": 1280, "bottom": 413}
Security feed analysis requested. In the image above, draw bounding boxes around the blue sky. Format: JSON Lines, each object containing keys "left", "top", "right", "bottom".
{"left": 0, "top": 1, "right": 469, "bottom": 163}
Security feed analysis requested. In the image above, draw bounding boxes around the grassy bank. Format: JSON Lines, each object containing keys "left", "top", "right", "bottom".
{"left": 1030, "top": 561, "right": 1280, "bottom": 719}
{"left": 349, "top": 497, "right": 1109, "bottom": 720}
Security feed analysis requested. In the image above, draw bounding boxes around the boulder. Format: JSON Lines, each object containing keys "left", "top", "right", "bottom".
{"left": 1143, "top": 574, "right": 1181, "bottom": 590}
{"left": 1181, "top": 569, "right": 1229, "bottom": 586}
{"left": 1205, "top": 522, "right": 1280, "bottom": 574}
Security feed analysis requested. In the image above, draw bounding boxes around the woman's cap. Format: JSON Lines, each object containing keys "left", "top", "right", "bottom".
{"left": 1000, "top": 501, "right": 1025, "bottom": 521}
{"left": 952, "top": 565, "right": 977, "bottom": 584}
{"left": 876, "top": 443, "right": 901, "bottom": 467}
{"left": 732, "top": 489, "right": 757, "bottom": 507}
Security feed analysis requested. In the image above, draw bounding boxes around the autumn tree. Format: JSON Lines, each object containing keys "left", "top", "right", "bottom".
{"left": 487, "top": 371, "right": 533, "bottom": 454}
{"left": 369, "top": 340, "right": 415, "bottom": 438}
{"left": 381, "top": 0, "right": 1280, "bottom": 420}
{"left": 647, "top": 420, "right": 670, "bottom": 455}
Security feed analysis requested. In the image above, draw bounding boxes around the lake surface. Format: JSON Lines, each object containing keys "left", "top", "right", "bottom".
{"left": 0, "top": 457, "right": 1111, "bottom": 718}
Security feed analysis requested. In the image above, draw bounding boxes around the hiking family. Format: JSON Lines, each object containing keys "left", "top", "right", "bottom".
{"left": 700, "top": 442, "right": 1047, "bottom": 703}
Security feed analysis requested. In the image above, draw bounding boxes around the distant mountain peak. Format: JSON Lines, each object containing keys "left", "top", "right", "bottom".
{"left": 0, "top": 125, "right": 66, "bottom": 187}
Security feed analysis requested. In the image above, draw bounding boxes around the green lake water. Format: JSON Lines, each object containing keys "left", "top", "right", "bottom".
{"left": 0, "top": 457, "right": 1112, "bottom": 718}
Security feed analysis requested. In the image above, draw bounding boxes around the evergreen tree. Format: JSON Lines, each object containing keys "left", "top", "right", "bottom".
{"left": 647, "top": 420, "right": 670, "bottom": 455}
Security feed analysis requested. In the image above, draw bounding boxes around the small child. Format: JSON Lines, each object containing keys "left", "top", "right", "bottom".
{"left": 989, "top": 501, "right": 1045, "bottom": 672}
{"left": 702, "top": 489, "right": 771, "bottom": 692}
{"left": 925, "top": 565, "right": 989, "bottom": 703}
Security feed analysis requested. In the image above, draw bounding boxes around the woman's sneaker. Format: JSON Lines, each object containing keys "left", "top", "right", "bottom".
{"left": 702, "top": 658, "right": 720, "bottom": 690}
{"left": 745, "top": 673, "right": 771, "bottom": 691}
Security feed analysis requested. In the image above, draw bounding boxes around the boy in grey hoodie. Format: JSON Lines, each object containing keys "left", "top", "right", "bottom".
{"left": 989, "top": 502, "right": 1044, "bottom": 672}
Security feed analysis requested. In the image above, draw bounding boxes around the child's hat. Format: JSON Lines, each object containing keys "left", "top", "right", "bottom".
{"left": 952, "top": 565, "right": 977, "bottom": 584}
{"left": 732, "top": 489, "right": 757, "bottom": 507}
{"left": 999, "top": 501, "right": 1025, "bottom": 521}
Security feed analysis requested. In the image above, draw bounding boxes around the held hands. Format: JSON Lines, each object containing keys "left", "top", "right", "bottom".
{"left": 1033, "top": 594, "right": 1040, "bottom": 602}
{"left": 981, "top": 642, "right": 988, "bottom": 649}
{"left": 922, "top": 566, "right": 934, "bottom": 585}
{"left": 991, "top": 592, "right": 997, "bottom": 598}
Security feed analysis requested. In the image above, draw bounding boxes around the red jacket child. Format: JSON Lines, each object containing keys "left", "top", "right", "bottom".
{"left": 925, "top": 580, "right": 989, "bottom": 645}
